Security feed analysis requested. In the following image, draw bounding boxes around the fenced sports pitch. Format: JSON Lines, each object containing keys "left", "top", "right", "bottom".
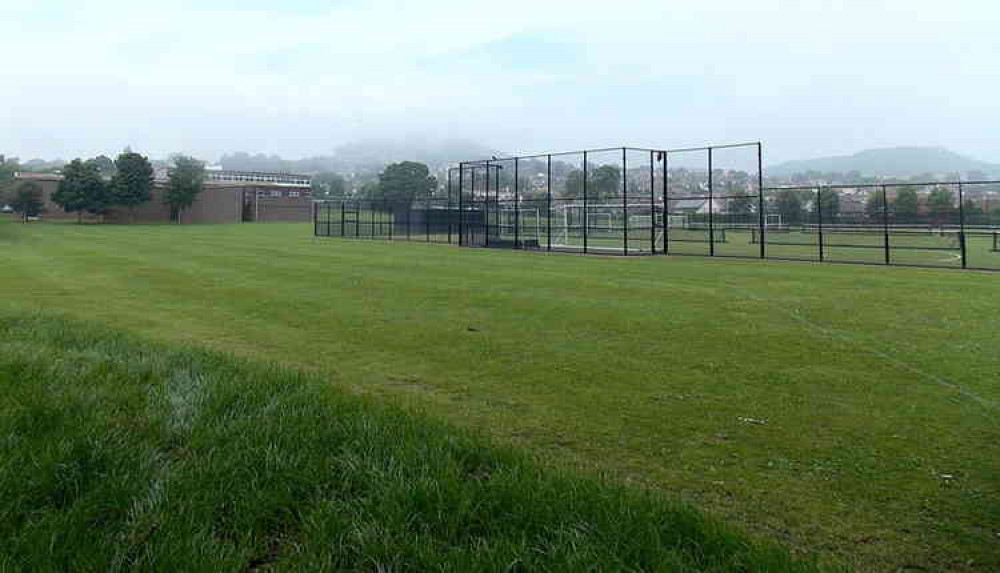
{"left": 313, "top": 143, "right": 1000, "bottom": 271}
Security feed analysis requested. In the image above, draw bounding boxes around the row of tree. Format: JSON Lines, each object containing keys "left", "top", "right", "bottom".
{"left": 1, "top": 151, "right": 208, "bottom": 223}
{"left": 311, "top": 162, "right": 760, "bottom": 205}
{"left": 760, "top": 186, "right": 1000, "bottom": 225}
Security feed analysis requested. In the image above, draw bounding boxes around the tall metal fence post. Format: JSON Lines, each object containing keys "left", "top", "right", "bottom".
{"left": 473, "top": 161, "right": 488, "bottom": 247}
{"left": 341, "top": 201, "right": 345, "bottom": 237}
{"left": 817, "top": 188, "right": 825, "bottom": 262}
{"left": 708, "top": 147, "right": 715, "bottom": 256}
{"left": 663, "top": 152, "right": 669, "bottom": 254}
{"left": 623, "top": 147, "right": 628, "bottom": 256}
{"left": 881, "top": 185, "right": 890, "bottom": 265}
{"left": 458, "top": 164, "right": 464, "bottom": 246}
{"left": 383, "top": 202, "right": 388, "bottom": 239}
{"left": 495, "top": 166, "right": 500, "bottom": 246}
{"left": 515, "top": 158, "right": 520, "bottom": 249}
{"left": 958, "top": 182, "right": 967, "bottom": 268}
{"left": 547, "top": 155, "right": 552, "bottom": 251}
{"left": 757, "top": 142, "right": 765, "bottom": 259}
{"left": 583, "top": 151, "right": 589, "bottom": 254}
{"left": 447, "top": 168, "right": 453, "bottom": 244}
{"left": 470, "top": 166, "right": 476, "bottom": 245}
{"left": 426, "top": 194, "right": 431, "bottom": 242}
{"left": 312, "top": 201, "right": 317, "bottom": 235}
{"left": 649, "top": 150, "right": 655, "bottom": 253}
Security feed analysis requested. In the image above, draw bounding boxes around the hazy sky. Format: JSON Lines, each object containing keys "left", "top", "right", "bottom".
{"left": 2, "top": 0, "right": 997, "bottom": 164}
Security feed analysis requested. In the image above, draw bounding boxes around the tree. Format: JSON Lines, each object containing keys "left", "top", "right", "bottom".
{"left": 865, "top": 191, "right": 886, "bottom": 222}
{"left": 311, "top": 172, "right": 347, "bottom": 199}
{"left": 81, "top": 159, "right": 114, "bottom": 219}
{"left": 92, "top": 155, "right": 116, "bottom": 177}
{"left": 726, "top": 195, "right": 754, "bottom": 216}
{"left": 52, "top": 159, "right": 109, "bottom": 223}
{"left": 591, "top": 165, "right": 621, "bottom": 202}
{"left": 774, "top": 190, "right": 805, "bottom": 224}
{"left": 376, "top": 161, "right": 436, "bottom": 207}
{"left": 892, "top": 187, "right": 919, "bottom": 223}
{"left": 815, "top": 188, "right": 840, "bottom": 220}
{"left": 562, "top": 169, "right": 585, "bottom": 198}
{"left": 52, "top": 160, "right": 90, "bottom": 222}
{"left": 9, "top": 182, "right": 44, "bottom": 222}
{"left": 111, "top": 150, "right": 154, "bottom": 223}
{"left": 962, "top": 199, "right": 985, "bottom": 224}
{"left": 927, "top": 187, "right": 956, "bottom": 225}
{"left": 357, "top": 180, "right": 380, "bottom": 202}
{"left": 559, "top": 166, "right": 620, "bottom": 201}
{"left": 0, "top": 156, "right": 19, "bottom": 186}
{"left": 164, "top": 155, "right": 206, "bottom": 223}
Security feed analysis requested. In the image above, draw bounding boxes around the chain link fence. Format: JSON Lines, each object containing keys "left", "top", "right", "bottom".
{"left": 313, "top": 145, "right": 1000, "bottom": 271}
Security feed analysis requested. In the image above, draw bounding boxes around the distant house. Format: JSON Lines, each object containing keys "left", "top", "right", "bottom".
{"left": 670, "top": 198, "right": 726, "bottom": 214}
{"left": 838, "top": 193, "right": 866, "bottom": 216}
{"left": 7, "top": 170, "right": 313, "bottom": 223}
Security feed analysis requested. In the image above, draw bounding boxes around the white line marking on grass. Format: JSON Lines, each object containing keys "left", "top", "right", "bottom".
{"left": 741, "top": 292, "right": 999, "bottom": 412}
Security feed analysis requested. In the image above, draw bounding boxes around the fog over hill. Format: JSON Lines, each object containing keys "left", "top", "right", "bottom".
{"left": 218, "top": 139, "right": 496, "bottom": 174}
{"left": 767, "top": 147, "right": 1000, "bottom": 179}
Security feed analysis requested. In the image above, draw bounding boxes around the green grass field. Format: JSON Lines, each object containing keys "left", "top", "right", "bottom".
{"left": 0, "top": 314, "right": 808, "bottom": 571}
{"left": 2, "top": 220, "right": 999, "bottom": 571}
{"left": 314, "top": 207, "right": 1000, "bottom": 269}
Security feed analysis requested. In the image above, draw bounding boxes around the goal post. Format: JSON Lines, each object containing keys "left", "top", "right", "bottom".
{"left": 588, "top": 212, "right": 613, "bottom": 233}
{"left": 629, "top": 211, "right": 663, "bottom": 229}
{"left": 498, "top": 208, "right": 540, "bottom": 240}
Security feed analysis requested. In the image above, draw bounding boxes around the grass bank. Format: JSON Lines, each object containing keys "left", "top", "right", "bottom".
{"left": 0, "top": 313, "right": 812, "bottom": 571}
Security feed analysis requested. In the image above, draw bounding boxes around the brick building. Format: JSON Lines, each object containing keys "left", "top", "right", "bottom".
{"left": 4, "top": 169, "right": 313, "bottom": 224}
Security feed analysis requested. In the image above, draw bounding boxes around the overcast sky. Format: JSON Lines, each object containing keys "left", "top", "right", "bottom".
{"left": 2, "top": 0, "right": 997, "bottom": 164}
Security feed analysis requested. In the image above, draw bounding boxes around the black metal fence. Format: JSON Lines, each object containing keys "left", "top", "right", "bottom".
{"left": 313, "top": 144, "right": 1000, "bottom": 271}
{"left": 755, "top": 182, "right": 1000, "bottom": 270}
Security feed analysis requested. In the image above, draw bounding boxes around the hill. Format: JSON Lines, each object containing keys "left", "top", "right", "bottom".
{"left": 768, "top": 147, "right": 1000, "bottom": 178}
{"left": 218, "top": 138, "right": 495, "bottom": 174}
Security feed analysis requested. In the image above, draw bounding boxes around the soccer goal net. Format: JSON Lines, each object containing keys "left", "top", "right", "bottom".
{"left": 629, "top": 211, "right": 664, "bottom": 229}
{"left": 498, "top": 208, "right": 540, "bottom": 240}
{"left": 552, "top": 204, "right": 617, "bottom": 245}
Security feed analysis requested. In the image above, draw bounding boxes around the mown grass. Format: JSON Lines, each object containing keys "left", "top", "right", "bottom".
{"left": 0, "top": 313, "right": 814, "bottom": 571}
{"left": 1, "top": 220, "right": 999, "bottom": 571}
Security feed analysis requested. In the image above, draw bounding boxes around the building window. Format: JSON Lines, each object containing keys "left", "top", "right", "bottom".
{"left": 270, "top": 190, "right": 281, "bottom": 197}
{"left": 289, "top": 191, "right": 300, "bottom": 198}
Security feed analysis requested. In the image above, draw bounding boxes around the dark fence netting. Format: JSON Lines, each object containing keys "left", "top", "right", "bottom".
{"left": 313, "top": 144, "right": 1000, "bottom": 271}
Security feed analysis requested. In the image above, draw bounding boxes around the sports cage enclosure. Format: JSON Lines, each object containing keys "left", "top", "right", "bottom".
{"left": 314, "top": 142, "right": 1000, "bottom": 271}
